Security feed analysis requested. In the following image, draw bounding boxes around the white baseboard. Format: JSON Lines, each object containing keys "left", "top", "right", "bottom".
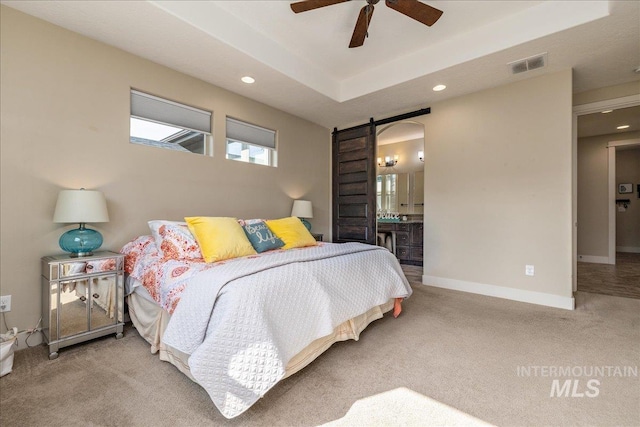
{"left": 616, "top": 246, "right": 640, "bottom": 253}
{"left": 422, "top": 275, "right": 575, "bottom": 310}
{"left": 577, "top": 255, "right": 610, "bottom": 264}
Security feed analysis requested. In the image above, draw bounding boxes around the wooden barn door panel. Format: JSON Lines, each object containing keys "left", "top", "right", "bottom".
{"left": 332, "top": 123, "right": 376, "bottom": 244}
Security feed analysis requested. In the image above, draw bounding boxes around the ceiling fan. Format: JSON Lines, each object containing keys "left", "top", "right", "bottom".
{"left": 290, "top": 0, "right": 443, "bottom": 48}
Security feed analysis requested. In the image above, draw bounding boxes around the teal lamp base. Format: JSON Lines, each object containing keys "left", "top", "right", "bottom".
{"left": 299, "top": 218, "right": 312, "bottom": 231}
{"left": 59, "top": 223, "right": 103, "bottom": 257}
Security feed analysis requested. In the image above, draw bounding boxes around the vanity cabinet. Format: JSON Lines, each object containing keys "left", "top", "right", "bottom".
{"left": 377, "top": 222, "right": 423, "bottom": 266}
{"left": 41, "top": 251, "right": 125, "bottom": 359}
{"left": 410, "top": 223, "right": 424, "bottom": 263}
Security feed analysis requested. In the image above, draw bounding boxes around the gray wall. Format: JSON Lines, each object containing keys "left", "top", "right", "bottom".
{"left": 0, "top": 7, "right": 330, "bottom": 332}
{"left": 417, "top": 70, "right": 574, "bottom": 302}
{"left": 616, "top": 148, "right": 640, "bottom": 251}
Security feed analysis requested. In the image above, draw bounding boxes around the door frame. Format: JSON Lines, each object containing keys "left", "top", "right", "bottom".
{"left": 608, "top": 139, "right": 640, "bottom": 263}
{"left": 332, "top": 108, "right": 431, "bottom": 244}
{"left": 375, "top": 119, "right": 426, "bottom": 212}
{"left": 572, "top": 94, "right": 640, "bottom": 291}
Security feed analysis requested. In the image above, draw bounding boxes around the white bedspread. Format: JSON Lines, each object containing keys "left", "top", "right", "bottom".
{"left": 163, "top": 242, "right": 411, "bottom": 418}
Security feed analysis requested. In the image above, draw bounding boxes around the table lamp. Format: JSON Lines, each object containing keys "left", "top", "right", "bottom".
{"left": 291, "top": 199, "right": 313, "bottom": 231}
{"left": 53, "top": 188, "right": 110, "bottom": 257}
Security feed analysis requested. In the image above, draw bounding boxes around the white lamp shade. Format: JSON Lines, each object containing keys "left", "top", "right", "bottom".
{"left": 53, "top": 189, "right": 110, "bottom": 223}
{"left": 291, "top": 200, "right": 313, "bottom": 219}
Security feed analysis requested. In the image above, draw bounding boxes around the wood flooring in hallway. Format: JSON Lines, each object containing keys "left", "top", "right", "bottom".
{"left": 400, "top": 264, "right": 423, "bottom": 285}
{"left": 577, "top": 252, "right": 640, "bottom": 299}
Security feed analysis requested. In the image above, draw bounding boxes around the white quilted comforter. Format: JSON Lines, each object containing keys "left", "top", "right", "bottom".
{"left": 163, "top": 242, "right": 412, "bottom": 418}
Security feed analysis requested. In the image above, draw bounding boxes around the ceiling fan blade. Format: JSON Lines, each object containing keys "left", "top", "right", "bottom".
{"left": 349, "top": 4, "right": 375, "bottom": 48}
{"left": 385, "top": 0, "right": 443, "bottom": 26}
{"left": 290, "top": 0, "right": 350, "bottom": 13}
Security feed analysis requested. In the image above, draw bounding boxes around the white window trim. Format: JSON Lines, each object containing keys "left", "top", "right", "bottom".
{"left": 225, "top": 116, "right": 278, "bottom": 167}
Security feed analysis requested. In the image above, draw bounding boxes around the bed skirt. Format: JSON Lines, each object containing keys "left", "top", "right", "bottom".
{"left": 128, "top": 292, "right": 394, "bottom": 382}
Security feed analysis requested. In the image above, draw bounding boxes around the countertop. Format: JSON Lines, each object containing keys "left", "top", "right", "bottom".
{"left": 377, "top": 220, "right": 423, "bottom": 224}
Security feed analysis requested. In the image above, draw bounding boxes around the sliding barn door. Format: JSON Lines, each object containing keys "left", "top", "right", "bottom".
{"left": 332, "top": 122, "right": 376, "bottom": 244}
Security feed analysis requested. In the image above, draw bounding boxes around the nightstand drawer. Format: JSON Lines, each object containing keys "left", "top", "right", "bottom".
{"left": 42, "top": 254, "right": 123, "bottom": 280}
{"left": 60, "top": 261, "right": 87, "bottom": 278}
{"left": 42, "top": 260, "right": 85, "bottom": 280}
{"left": 86, "top": 257, "right": 120, "bottom": 273}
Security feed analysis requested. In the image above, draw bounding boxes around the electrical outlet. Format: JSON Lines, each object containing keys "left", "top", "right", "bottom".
{"left": 525, "top": 265, "right": 535, "bottom": 277}
{"left": 0, "top": 295, "right": 11, "bottom": 312}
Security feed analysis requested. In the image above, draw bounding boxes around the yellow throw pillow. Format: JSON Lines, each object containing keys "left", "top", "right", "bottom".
{"left": 184, "top": 217, "right": 256, "bottom": 263}
{"left": 265, "top": 217, "right": 318, "bottom": 250}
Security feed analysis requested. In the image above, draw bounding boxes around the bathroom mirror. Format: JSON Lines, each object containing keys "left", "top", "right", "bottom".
{"left": 376, "top": 121, "right": 424, "bottom": 215}
{"left": 376, "top": 172, "right": 424, "bottom": 214}
{"left": 377, "top": 174, "right": 399, "bottom": 212}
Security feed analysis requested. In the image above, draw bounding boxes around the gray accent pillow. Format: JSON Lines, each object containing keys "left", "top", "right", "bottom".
{"left": 242, "top": 221, "right": 284, "bottom": 253}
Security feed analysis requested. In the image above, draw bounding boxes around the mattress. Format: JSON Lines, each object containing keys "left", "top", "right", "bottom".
{"left": 121, "top": 236, "right": 411, "bottom": 417}
{"left": 128, "top": 288, "right": 394, "bottom": 382}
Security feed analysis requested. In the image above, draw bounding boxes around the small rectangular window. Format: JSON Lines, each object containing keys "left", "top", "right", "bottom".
{"left": 130, "top": 90, "right": 212, "bottom": 155}
{"left": 225, "top": 117, "right": 277, "bottom": 167}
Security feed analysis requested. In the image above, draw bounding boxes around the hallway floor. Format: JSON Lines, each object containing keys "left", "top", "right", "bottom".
{"left": 400, "top": 264, "right": 423, "bottom": 285}
{"left": 577, "top": 252, "right": 640, "bottom": 299}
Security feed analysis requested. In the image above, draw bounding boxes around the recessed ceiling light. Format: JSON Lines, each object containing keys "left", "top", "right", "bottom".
{"left": 241, "top": 76, "right": 255, "bottom": 84}
{"left": 601, "top": 110, "right": 613, "bottom": 114}
{"left": 433, "top": 84, "right": 446, "bottom": 92}
{"left": 617, "top": 125, "right": 630, "bottom": 130}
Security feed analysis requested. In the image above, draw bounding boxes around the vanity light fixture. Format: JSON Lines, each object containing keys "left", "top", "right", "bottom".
{"left": 241, "top": 76, "right": 255, "bottom": 84}
{"left": 377, "top": 155, "right": 398, "bottom": 167}
{"left": 418, "top": 150, "right": 424, "bottom": 162}
{"left": 433, "top": 84, "right": 446, "bottom": 92}
{"left": 617, "top": 125, "right": 630, "bottom": 130}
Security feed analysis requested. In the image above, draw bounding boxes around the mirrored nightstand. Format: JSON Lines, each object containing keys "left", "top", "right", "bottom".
{"left": 41, "top": 251, "right": 125, "bottom": 359}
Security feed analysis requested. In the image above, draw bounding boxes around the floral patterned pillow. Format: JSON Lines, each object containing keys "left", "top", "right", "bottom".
{"left": 148, "top": 220, "right": 202, "bottom": 260}
{"left": 121, "top": 235, "right": 158, "bottom": 274}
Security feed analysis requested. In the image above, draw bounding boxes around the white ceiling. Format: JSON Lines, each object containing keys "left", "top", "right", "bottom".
{"left": 3, "top": 0, "right": 640, "bottom": 129}
{"left": 377, "top": 122, "right": 424, "bottom": 145}
{"left": 578, "top": 105, "right": 640, "bottom": 138}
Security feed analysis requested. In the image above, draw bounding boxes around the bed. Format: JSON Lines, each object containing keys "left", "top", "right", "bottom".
{"left": 120, "top": 218, "right": 412, "bottom": 419}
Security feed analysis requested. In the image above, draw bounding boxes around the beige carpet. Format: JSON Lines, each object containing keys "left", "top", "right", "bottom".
{"left": 1, "top": 283, "right": 638, "bottom": 426}
{"left": 320, "top": 387, "right": 493, "bottom": 427}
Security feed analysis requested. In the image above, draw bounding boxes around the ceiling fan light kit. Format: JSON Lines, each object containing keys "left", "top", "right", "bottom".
{"left": 290, "top": 0, "right": 443, "bottom": 48}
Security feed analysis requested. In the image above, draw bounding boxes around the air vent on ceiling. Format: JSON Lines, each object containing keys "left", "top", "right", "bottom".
{"left": 507, "top": 53, "right": 548, "bottom": 75}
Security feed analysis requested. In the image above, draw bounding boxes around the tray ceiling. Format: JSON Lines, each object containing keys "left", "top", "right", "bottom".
{"left": 3, "top": 1, "right": 639, "bottom": 128}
